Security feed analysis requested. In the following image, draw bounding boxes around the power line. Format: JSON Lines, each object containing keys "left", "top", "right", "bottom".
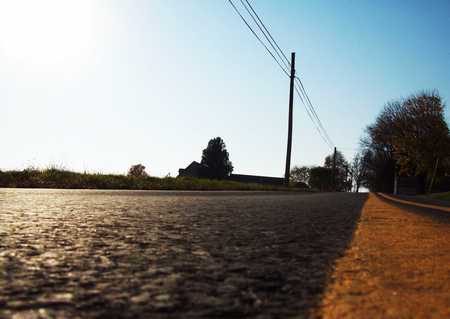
{"left": 239, "top": 0, "right": 290, "bottom": 71}
{"left": 294, "top": 83, "right": 334, "bottom": 149}
{"left": 296, "top": 78, "right": 329, "bottom": 140}
{"left": 298, "top": 84, "right": 334, "bottom": 149}
{"left": 243, "top": 0, "right": 291, "bottom": 67}
{"left": 295, "top": 77, "right": 334, "bottom": 147}
{"left": 227, "top": 0, "right": 335, "bottom": 150}
{"left": 238, "top": 0, "right": 334, "bottom": 149}
{"left": 227, "top": 0, "right": 289, "bottom": 77}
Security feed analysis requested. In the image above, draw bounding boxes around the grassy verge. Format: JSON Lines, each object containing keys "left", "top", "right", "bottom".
{"left": 428, "top": 192, "right": 450, "bottom": 202}
{"left": 0, "top": 168, "right": 301, "bottom": 191}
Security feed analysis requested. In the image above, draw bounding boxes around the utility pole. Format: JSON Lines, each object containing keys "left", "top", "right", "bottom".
{"left": 284, "top": 52, "right": 296, "bottom": 185}
{"left": 332, "top": 147, "right": 337, "bottom": 191}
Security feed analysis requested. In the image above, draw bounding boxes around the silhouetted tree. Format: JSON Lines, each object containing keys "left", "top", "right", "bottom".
{"left": 350, "top": 152, "right": 366, "bottom": 193}
{"left": 324, "top": 150, "right": 350, "bottom": 191}
{"left": 359, "top": 147, "right": 396, "bottom": 193}
{"left": 362, "top": 91, "right": 450, "bottom": 193}
{"left": 324, "top": 151, "right": 347, "bottom": 170}
{"left": 128, "top": 164, "right": 148, "bottom": 177}
{"left": 309, "top": 167, "right": 333, "bottom": 191}
{"left": 201, "top": 137, "right": 233, "bottom": 179}
{"left": 290, "top": 166, "right": 311, "bottom": 185}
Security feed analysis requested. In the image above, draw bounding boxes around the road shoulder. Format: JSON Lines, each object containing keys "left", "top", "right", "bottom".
{"left": 317, "top": 193, "right": 450, "bottom": 319}
{"left": 378, "top": 193, "right": 450, "bottom": 212}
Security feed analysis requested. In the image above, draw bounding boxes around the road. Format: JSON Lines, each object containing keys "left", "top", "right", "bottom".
{"left": 0, "top": 189, "right": 448, "bottom": 318}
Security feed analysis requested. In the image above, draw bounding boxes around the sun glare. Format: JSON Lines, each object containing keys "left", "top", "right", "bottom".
{"left": 0, "top": 0, "right": 96, "bottom": 71}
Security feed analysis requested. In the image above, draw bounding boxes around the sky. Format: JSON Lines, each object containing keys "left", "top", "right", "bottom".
{"left": 1, "top": 0, "right": 449, "bottom": 177}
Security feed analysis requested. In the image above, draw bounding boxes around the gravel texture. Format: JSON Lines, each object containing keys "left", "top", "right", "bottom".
{"left": 319, "top": 193, "right": 450, "bottom": 319}
{"left": 0, "top": 189, "right": 367, "bottom": 319}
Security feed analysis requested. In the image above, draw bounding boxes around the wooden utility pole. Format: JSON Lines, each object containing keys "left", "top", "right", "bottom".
{"left": 284, "top": 52, "right": 296, "bottom": 185}
{"left": 332, "top": 147, "right": 337, "bottom": 191}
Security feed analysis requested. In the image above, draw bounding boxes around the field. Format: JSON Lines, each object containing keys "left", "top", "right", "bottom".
{"left": 0, "top": 168, "right": 295, "bottom": 191}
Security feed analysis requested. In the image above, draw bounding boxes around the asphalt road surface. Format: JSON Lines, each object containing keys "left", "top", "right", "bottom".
{"left": 0, "top": 189, "right": 448, "bottom": 318}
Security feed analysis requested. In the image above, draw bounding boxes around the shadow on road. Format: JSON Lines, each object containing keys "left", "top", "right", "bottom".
{"left": 166, "top": 193, "right": 369, "bottom": 318}
{"left": 0, "top": 191, "right": 368, "bottom": 319}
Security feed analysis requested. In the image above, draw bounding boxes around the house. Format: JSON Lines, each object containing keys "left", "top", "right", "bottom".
{"left": 227, "top": 174, "right": 284, "bottom": 186}
{"left": 178, "top": 161, "right": 284, "bottom": 186}
{"left": 178, "top": 161, "right": 209, "bottom": 178}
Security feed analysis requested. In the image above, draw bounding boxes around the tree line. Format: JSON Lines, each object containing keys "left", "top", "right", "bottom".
{"left": 289, "top": 149, "right": 353, "bottom": 192}
{"left": 291, "top": 92, "right": 450, "bottom": 194}
{"left": 130, "top": 94, "right": 449, "bottom": 195}
{"left": 359, "top": 91, "right": 450, "bottom": 193}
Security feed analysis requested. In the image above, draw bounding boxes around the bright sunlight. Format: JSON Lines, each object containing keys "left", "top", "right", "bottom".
{"left": 0, "top": 0, "right": 96, "bottom": 71}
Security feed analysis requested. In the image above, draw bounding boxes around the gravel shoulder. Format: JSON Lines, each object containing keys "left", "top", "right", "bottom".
{"left": 383, "top": 193, "right": 450, "bottom": 210}
{"left": 318, "top": 193, "right": 450, "bottom": 319}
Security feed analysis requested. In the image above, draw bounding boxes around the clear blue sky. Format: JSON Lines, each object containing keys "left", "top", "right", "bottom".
{"left": 1, "top": 0, "right": 449, "bottom": 177}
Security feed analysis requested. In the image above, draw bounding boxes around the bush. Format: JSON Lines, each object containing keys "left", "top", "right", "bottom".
{"left": 0, "top": 168, "right": 304, "bottom": 191}
{"left": 127, "top": 164, "right": 148, "bottom": 178}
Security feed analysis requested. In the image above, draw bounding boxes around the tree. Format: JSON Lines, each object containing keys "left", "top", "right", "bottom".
{"left": 350, "top": 152, "right": 366, "bottom": 192}
{"left": 309, "top": 166, "right": 333, "bottom": 191}
{"left": 394, "top": 93, "right": 449, "bottom": 192}
{"left": 361, "top": 91, "right": 450, "bottom": 193}
{"left": 128, "top": 164, "right": 148, "bottom": 177}
{"left": 324, "top": 150, "right": 347, "bottom": 170}
{"left": 359, "top": 146, "right": 396, "bottom": 193}
{"left": 290, "top": 166, "right": 311, "bottom": 185}
{"left": 201, "top": 137, "right": 233, "bottom": 179}
{"left": 324, "top": 150, "right": 350, "bottom": 191}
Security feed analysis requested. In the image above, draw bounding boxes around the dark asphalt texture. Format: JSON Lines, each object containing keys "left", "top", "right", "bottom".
{"left": 0, "top": 189, "right": 367, "bottom": 319}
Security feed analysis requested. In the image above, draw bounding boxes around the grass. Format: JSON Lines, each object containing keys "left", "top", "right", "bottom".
{"left": 428, "top": 191, "right": 450, "bottom": 202}
{"left": 0, "top": 167, "right": 300, "bottom": 191}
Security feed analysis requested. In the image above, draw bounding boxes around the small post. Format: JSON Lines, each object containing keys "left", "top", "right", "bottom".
{"left": 344, "top": 165, "right": 349, "bottom": 192}
{"left": 284, "top": 52, "right": 296, "bottom": 185}
{"left": 332, "top": 147, "right": 337, "bottom": 191}
{"left": 394, "top": 173, "right": 398, "bottom": 195}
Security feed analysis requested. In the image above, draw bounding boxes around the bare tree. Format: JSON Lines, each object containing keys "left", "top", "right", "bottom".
{"left": 350, "top": 152, "right": 365, "bottom": 192}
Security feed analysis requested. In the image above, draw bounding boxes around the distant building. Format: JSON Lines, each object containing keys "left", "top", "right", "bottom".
{"left": 227, "top": 174, "right": 284, "bottom": 186}
{"left": 178, "top": 162, "right": 284, "bottom": 186}
{"left": 178, "top": 161, "right": 209, "bottom": 178}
